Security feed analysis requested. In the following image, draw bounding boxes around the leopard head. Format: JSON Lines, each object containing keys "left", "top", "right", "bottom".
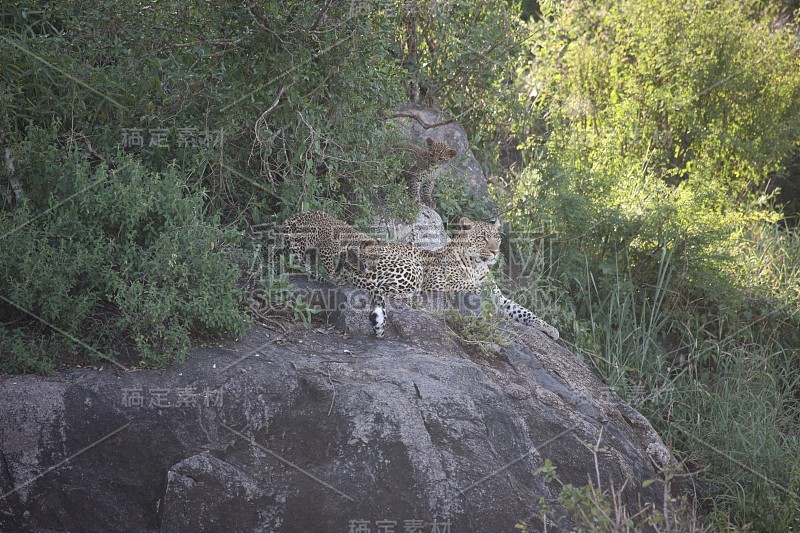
{"left": 456, "top": 217, "right": 502, "bottom": 266}
{"left": 425, "top": 137, "right": 457, "bottom": 165}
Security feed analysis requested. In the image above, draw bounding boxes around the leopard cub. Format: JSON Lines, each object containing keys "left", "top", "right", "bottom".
{"left": 405, "top": 137, "right": 457, "bottom": 208}
{"left": 282, "top": 211, "right": 376, "bottom": 284}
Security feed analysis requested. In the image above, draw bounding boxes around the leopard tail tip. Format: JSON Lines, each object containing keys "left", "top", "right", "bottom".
{"left": 370, "top": 305, "right": 387, "bottom": 338}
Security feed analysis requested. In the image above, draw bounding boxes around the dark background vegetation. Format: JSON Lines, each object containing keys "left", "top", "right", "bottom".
{"left": 1, "top": 0, "right": 799, "bottom": 529}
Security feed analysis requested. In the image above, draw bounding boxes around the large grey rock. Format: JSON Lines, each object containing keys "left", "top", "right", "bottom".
{"left": 0, "top": 280, "right": 672, "bottom": 532}
{"left": 392, "top": 103, "right": 494, "bottom": 213}
{"left": 371, "top": 103, "right": 497, "bottom": 250}
{"left": 369, "top": 205, "right": 450, "bottom": 250}
{"left": 159, "top": 454, "right": 283, "bottom": 531}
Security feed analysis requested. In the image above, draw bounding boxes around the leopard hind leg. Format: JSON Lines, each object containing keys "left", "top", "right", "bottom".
{"left": 407, "top": 172, "right": 422, "bottom": 204}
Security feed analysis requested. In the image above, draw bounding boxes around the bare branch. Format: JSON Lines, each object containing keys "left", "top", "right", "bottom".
{"left": 4, "top": 148, "right": 25, "bottom": 203}
{"left": 303, "top": 67, "right": 337, "bottom": 100}
{"left": 310, "top": 0, "right": 334, "bottom": 32}
{"left": 172, "top": 38, "right": 243, "bottom": 48}
{"left": 254, "top": 85, "right": 289, "bottom": 144}
{"left": 4, "top": 148, "right": 14, "bottom": 175}
{"left": 391, "top": 112, "right": 454, "bottom": 130}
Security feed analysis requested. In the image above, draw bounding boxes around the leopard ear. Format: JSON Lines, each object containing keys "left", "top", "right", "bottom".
{"left": 492, "top": 218, "right": 501, "bottom": 229}
{"left": 459, "top": 217, "right": 474, "bottom": 230}
{"left": 426, "top": 137, "right": 435, "bottom": 148}
{"left": 446, "top": 147, "right": 457, "bottom": 158}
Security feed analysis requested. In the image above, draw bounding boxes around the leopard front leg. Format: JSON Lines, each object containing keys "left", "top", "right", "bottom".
{"left": 320, "top": 248, "right": 352, "bottom": 285}
{"left": 295, "top": 249, "right": 336, "bottom": 284}
{"left": 492, "top": 286, "right": 560, "bottom": 340}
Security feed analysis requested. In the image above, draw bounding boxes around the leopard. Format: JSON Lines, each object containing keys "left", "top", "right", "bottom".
{"left": 404, "top": 137, "right": 457, "bottom": 208}
{"left": 354, "top": 217, "right": 559, "bottom": 339}
{"left": 283, "top": 211, "right": 559, "bottom": 340}
{"left": 281, "top": 211, "right": 377, "bottom": 284}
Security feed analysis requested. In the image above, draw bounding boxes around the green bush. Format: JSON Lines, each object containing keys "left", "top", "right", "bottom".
{"left": 444, "top": 295, "right": 512, "bottom": 361}
{"left": 0, "top": 0, "right": 421, "bottom": 371}
{"left": 501, "top": 0, "right": 800, "bottom": 528}
{"left": 1, "top": 0, "right": 412, "bottom": 224}
{"left": 516, "top": 458, "right": 705, "bottom": 532}
{"left": 0, "top": 138, "right": 249, "bottom": 372}
{"left": 523, "top": 0, "right": 800, "bottom": 290}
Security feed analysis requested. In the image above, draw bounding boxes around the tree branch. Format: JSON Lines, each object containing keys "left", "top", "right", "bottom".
{"left": 310, "top": 0, "right": 334, "bottom": 32}
{"left": 255, "top": 85, "right": 290, "bottom": 144}
{"left": 172, "top": 38, "right": 243, "bottom": 48}
{"left": 391, "top": 112, "right": 454, "bottom": 130}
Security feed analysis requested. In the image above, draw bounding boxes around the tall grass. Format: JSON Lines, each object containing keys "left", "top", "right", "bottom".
{"left": 508, "top": 215, "right": 800, "bottom": 530}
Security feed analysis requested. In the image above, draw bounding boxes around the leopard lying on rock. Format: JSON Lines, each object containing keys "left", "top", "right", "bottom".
{"left": 282, "top": 211, "right": 559, "bottom": 340}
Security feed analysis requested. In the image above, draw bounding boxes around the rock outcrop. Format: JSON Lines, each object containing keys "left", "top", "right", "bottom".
{"left": 0, "top": 280, "right": 673, "bottom": 532}
{"left": 391, "top": 103, "right": 493, "bottom": 210}
{"left": 370, "top": 205, "right": 450, "bottom": 251}
{"left": 371, "top": 103, "right": 497, "bottom": 249}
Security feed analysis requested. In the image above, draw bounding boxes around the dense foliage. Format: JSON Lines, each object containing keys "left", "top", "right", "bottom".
{"left": 2, "top": 0, "right": 799, "bottom": 529}
{"left": 1, "top": 138, "right": 248, "bottom": 370}
{"left": 1, "top": 1, "right": 411, "bottom": 220}
{"left": 1, "top": 0, "right": 410, "bottom": 369}
{"left": 507, "top": 0, "right": 800, "bottom": 529}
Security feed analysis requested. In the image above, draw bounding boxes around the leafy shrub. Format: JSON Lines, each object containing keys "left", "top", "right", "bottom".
{"left": 445, "top": 307, "right": 511, "bottom": 361}
{"left": 516, "top": 459, "right": 707, "bottom": 532}
{"left": 1, "top": 1, "right": 415, "bottom": 225}
{"left": 0, "top": 139, "right": 249, "bottom": 372}
{"left": 501, "top": 0, "right": 800, "bottom": 528}
{"left": 524, "top": 0, "right": 800, "bottom": 293}
{"left": 246, "top": 251, "right": 321, "bottom": 329}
